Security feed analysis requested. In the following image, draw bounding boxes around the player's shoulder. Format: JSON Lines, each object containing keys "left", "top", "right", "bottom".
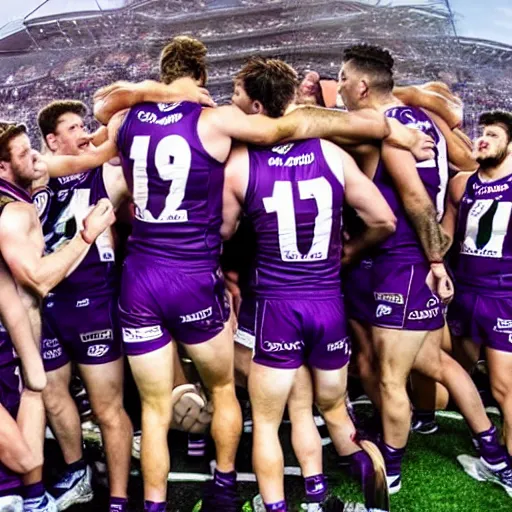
{"left": 0, "top": 200, "right": 35, "bottom": 231}
{"left": 450, "top": 170, "right": 474, "bottom": 200}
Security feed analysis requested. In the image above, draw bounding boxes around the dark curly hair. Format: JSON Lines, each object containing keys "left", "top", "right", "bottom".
{"left": 343, "top": 44, "right": 395, "bottom": 93}
{"left": 479, "top": 111, "right": 512, "bottom": 143}
{"left": 38, "top": 100, "right": 87, "bottom": 143}
{"left": 160, "top": 36, "right": 207, "bottom": 86}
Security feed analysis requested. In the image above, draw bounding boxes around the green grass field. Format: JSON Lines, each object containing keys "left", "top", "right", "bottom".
{"left": 327, "top": 413, "right": 511, "bottom": 512}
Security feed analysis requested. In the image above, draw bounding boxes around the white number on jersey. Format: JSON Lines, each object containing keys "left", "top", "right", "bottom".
{"left": 462, "top": 200, "right": 512, "bottom": 258}
{"left": 47, "top": 188, "right": 115, "bottom": 262}
{"left": 263, "top": 177, "right": 333, "bottom": 262}
{"left": 130, "top": 134, "right": 191, "bottom": 223}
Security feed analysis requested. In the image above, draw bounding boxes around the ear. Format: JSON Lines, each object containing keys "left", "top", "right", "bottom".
{"left": 359, "top": 78, "right": 370, "bottom": 100}
{"left": 252, "top": 101, "right": 264, "bottom": 115}
{"left": 46, "top": 133, "right": 58, "bottom": 152}
{"left": 0, "top": 160, "right": 9, "bottom": 177}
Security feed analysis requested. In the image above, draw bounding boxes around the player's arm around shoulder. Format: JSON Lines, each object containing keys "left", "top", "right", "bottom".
{"left": 442, "top": 170, "right": 472, "bottom": 242}
{"left": 221, "top": 144, "right": 249, "bottom": 241}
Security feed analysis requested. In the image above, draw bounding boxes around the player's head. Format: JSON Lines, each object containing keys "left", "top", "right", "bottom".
{"left": 475, "top": 111, "right": 512, "bottom": 170}
{"left": 160, "top": 36, "right": 207, "bottom": 87}
{"left": 232, "top": 57, "right": 298, "bottom": 118}
{"left": 0, "top": 121, "right": 40, "bottom": 189}
{"left": 38, "top": 100, "right": 90, "bottom": 156}
{"left": 339, "top": 44, "right": 395, "bottom": 110}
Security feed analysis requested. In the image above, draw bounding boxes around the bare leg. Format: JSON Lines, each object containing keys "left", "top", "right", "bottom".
{"left": 42, "top": 363, "right": 82, "bottom": 464}
{"left": 80, "top": 359, "right": 133, "bottom": 499}
{"left": 184, "top": 324, "right": 242, "bottom": 474}
{"left": 128, "top": 343, "right": 174, "bottom": 502}
{"left": 248, "top": 361, "right": 296, "bottom": 504}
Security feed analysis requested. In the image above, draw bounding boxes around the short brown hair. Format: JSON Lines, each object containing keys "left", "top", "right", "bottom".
{"left": 479, "top": 111, "right": 512, "bottom": 144}
{"left": 0, "top": 121, "right": 27, "bottom": 162}
{"left": 236, "top": 57, "right": 298, "bottom": 118}
{"left": 160, "top": 36, "right": 207, "bottom": 86}
{"left": 38, "top": 100, "right": 87, "bottom": 141}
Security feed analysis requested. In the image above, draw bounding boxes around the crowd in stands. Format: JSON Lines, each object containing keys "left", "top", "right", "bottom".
{"left": 0, "top": 0, "right": 511, "bottom": 144}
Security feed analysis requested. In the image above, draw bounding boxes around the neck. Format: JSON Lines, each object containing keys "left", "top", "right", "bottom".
{"left": 479, "top": 153, "right": 512, "bottom": 181}
{"left": 283, "top": 102, "right": 298, "bottom": 116}
{"left": 366, "top": 91, "right": 401, "bottom": 112}
{"left": 169, "top": 76, "right": 200, "bottom": 89}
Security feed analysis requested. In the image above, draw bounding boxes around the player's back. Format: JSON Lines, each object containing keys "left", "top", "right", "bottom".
{"left": 245, "top": 139, "right": 344, "bottom": 297}
{"left": 375, "top": 106, "right": 449, "bottom": 261}
{"left": 452, "top": 171, "right": 512, "bottom": 293}
{"left": 38, "top": 169, "right": 116, "bottom": 297}
{"left": 117, "top": 101, "right": 224, "bottom": 270}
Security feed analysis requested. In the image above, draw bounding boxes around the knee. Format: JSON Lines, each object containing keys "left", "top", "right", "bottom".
{"left": 315, "top": 390, "right": 345, "bottom": 417}
{"left": 93, "top": 400, "right": 125, "bottom": 429}
{"left": 490, "top": 378, "right": 510, "bottom": 406}
{"left": 43, "top": 380, "right": 71, "bottom": 415}
{"left": 379, "top": 376, "right": 406, "bottom": 399}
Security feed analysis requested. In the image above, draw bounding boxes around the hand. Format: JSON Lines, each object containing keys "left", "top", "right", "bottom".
{"left": 426, "top": 263, "right": 454, "bottom": 304}
{"left": 82, "top": 198, "right": 115, "bottom": 243}
{"left": 32, "top": 151, "right": 49, "bottom": 184}
{"left": 411, "top": 130, "right": 435, "bottom": 161}
{"left": 22, "top": 356, "right": 47, "bottom": 392}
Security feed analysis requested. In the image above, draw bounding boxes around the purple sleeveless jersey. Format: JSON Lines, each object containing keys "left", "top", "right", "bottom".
{"left": 37, "top": 169, "right": 116, "bottom": 296}
{"left": 117, "top": 101, "right": 224, "bottom": 270}
{"left": 452, "top": 172, "right": 512, "bottom": 293}
{"left": 245, "top": 140, "right": 344, "bottom": 297}
{"left": 374, "top": 106, "right": 449, "bottom": 260}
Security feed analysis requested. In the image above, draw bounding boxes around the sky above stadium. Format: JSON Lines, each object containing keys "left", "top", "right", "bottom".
{"left": 2, "top": 0, "right": 512, "bottom": 46}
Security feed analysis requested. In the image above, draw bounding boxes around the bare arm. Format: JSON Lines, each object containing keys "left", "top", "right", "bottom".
{"left": 94, "top": 79, "right": 215, "bottom": 124}
{"left": 42, "top": 140, "right": 118, "bottom": 178}
{"left": 425, "top": 109, "right": 477, "bottom": 172}
{"left": 221, "top": 145, "right": 249, "bottom": 240}
{"left": 381, "top": 144, "right": 451, "bottom": 261}
{"left": 0, "top": 404, "right": 40, "bottom": 474}
{"left": 441, "top": 171, "right": 472, "bottom": 241}
{"left": 0, "top": 260, "right": 46, "bottom": 391}
{"left": 212, "top": 105, "right": 390, "bottom": 147}
{"left": 0, "top": 200, "right": 114, "bottom": 298}
{"left": 394, "top": 83, "right": 462, "bottom": 129}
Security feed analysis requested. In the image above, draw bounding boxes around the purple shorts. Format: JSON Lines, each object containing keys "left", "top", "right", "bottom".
{"left": 254, "top": 295, "right": 351, "bottom": 370}
{"left": 448, "top": 287, "right": 512, "bottom": 353}
{"left": 119, "top": 257, "right": 230, "bottom": 356}
{"left": 234, "top": 295, "right": 256, "bottom": 350}
{"left": 41, "top": 292, "right": 122, "bottom": 372}
{"left": 0, "top": 336, "right": 22, "bottom": 494}
{"left": 343, "top": 258, "right": 373, "bottom": 324}
{"left": 371, "top": 256, "right": 445, "bottom": 331}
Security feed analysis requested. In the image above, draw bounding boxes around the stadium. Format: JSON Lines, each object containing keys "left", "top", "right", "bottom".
{"left": 0, "top": 1, "right": 512, "bottom": 511}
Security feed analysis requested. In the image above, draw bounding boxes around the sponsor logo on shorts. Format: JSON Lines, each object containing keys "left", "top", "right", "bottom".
{"left": 76, "top": 298, "right": 90, "bottom": 308}
{"left": 326, "top": 337, "right": 350, "bottom": 353}
{"left": 376, "top": 305, "right": 392, "bottom": 318}
{"left": 408, "top": 308, "right": 440, "bottom": 321}
{"left": 180, "top": 307, "right": 213, "bottom": 324}
{"left": 80, "top": 329, "right": 113, "bottom": 343}
{"left": 43, "top": 347, "right": 63, "bottom": 360}
{"left": 87, "top": 344, "right": 110, "bottom": 358}
{"left": 122, "top": 325, "right": 163, "bottom": 343}
{"left": 43, "top": 338, "right": 59, "bottom": 349}
{"left": 374, "top": 292, "right": 404, "bottom": 305}
{"left": 494, "top": 318, "right": 512, "bottom": 334}
{"left": 426, "top": 296, "right": 440, "bottom": 308}
{"left": 262, "top": 340, "right": 304, "bottom": 353}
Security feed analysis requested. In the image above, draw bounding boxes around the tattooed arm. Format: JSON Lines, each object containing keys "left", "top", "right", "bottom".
{"left": 381, "top": 143, "right": 453, "bottom": 301}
